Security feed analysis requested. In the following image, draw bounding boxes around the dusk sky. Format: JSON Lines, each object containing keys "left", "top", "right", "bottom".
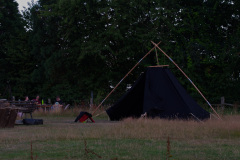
{"left": 15, "top": 0, "right": 36, "bottom": 12}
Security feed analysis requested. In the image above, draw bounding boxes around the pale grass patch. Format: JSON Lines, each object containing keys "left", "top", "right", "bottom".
{"left": 33, "top": 106, "right": 107, "bottom": 119}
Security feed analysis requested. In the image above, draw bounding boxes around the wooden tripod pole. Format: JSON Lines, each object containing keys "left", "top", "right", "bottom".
{"left": 151, "top": 41, "right": 221, "bottom": 120}
{"left": 92, "top": 41, "right": 162, "bottom": 115}
{"left": 155, "top": 47, "right": 159, "bottom": 65}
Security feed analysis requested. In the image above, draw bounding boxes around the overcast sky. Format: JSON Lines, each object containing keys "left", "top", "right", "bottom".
{"left": 15, "top": 0, "right": 36, "bottom": 12}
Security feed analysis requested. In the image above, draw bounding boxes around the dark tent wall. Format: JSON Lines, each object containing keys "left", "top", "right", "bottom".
{"left": 105, "top": 72, "right": 146, "bottom": 120}
{"left": 106, "top": 67, "right": 210, "bottom": 121}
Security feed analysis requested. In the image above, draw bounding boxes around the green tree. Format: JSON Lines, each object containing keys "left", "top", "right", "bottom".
{"left": 0, "top": 0, "right": 33, "bottom": 99}
{"left": 19, "top": 0, "right": 240, "bottom": 105}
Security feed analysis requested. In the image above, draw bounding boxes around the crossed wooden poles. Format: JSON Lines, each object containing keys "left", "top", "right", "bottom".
{"left": 92, "top": 41, "right": 221, "bottom": 119}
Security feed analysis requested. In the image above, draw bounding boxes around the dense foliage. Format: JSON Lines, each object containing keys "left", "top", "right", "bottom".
{"left": 0, "top": 0, "right": 239, "bottom": 105}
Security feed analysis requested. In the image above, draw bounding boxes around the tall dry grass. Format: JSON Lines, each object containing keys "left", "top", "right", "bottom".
{"left": 0, "top": 113, "right": 240, "bottom": 159}
{"left": 105, "top": 115, "right": 240, "bottom": 140}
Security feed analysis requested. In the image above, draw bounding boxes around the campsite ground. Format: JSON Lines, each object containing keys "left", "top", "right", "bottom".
{"left": 0, "top": 108, "right": 240, "bottom": 160}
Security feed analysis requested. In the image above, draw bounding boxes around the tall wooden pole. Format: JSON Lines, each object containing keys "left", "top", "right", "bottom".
{"left": 155, "top": 47, "right": 159, "bottom": 65}
{"left": 92, "top": 41, "right": 162, "bottom": 115}
{"left": 151, "top": 41, "right": 221, "bottom": 120}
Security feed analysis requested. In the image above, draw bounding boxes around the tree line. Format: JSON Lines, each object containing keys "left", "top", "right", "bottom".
{"left": 0, "top": 0, "right": 239, "bottom": 105}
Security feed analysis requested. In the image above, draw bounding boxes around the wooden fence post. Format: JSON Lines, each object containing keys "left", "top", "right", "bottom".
{"left": 90, "top": 91, "right": 93, "bottom": 108}
{"left": 221, "top": 97, "right": 225, "bottom": 110}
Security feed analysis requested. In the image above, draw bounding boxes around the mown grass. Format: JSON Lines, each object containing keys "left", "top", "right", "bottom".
{"left": 0, "top": 108, "right": 240, "bottom": 160}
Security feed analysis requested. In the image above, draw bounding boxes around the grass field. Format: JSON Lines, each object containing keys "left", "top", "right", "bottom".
{"left": 0, "top": 108, "right": 240, "bottom": 160}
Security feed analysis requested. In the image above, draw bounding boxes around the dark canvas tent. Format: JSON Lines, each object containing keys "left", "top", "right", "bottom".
{"left": 106, "top": 67, "right": 210, "bottom": 121}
